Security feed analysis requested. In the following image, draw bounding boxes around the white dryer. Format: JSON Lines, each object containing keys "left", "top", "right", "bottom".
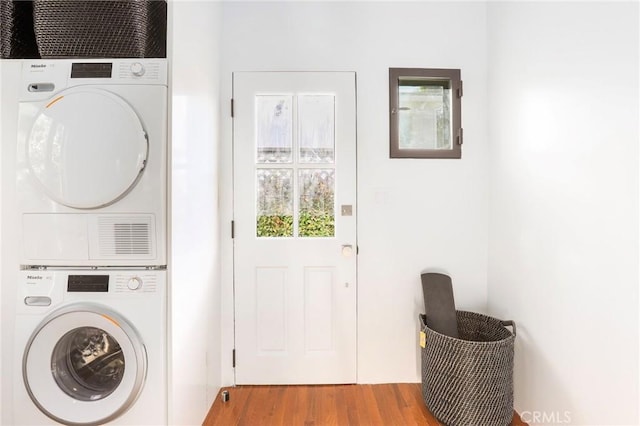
{"left": 14, "top": 270, "right": 167, "bottom": 425}
{"left": 17, "top": 59, "right": 167, "bottom": 267}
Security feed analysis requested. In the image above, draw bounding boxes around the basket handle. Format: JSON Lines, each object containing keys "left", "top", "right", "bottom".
{"left": 501, "top": 320, "right": 516, "bottom": 336}
{"left": 419, "top": 313, "right": 427, "bottom": 328}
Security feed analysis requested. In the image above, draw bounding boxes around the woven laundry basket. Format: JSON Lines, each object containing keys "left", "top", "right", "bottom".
{"left": 0, "top": 1, "right": 40, "bottom": 59}
{"left": 420, "top": 311, "right": 516, "bottom": 426}
{"left": 33, "top": 0, "right": 166, "bottom": 58}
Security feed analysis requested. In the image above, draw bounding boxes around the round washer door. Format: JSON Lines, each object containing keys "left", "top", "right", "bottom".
{"left": 23, "top": 303, "right": 147, "bottom": 426}
{"left": 26, "top": 88, "right": 148, "bottom": 209}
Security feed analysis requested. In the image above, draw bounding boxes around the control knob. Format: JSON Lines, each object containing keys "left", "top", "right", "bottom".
{"left": 130, "top": 62, "right": 145, "bottom": 77}
{"left": 127, "top": 276, "right": 143, "bottom": 291}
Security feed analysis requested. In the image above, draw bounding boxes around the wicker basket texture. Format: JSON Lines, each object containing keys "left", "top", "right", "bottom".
{"left": 421, "top": 310, "right": 515, "bottom": 426}
{"left": 0, "top": 1, "right": 40, "bottom": 59}
{"left": 33, "top": 0, "right": 166, "bottom": 58}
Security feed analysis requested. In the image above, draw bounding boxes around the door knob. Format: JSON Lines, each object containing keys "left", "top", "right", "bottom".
{"left": 341, "top": 245, "right": 353, "bottom": 257}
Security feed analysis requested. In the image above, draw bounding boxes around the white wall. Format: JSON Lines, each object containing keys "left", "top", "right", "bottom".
{"left": 169, "top": 1, "right": 222, "bottom": 424}
{"left": 487, "top": 2, "right": 639, "bottom": 424}
{"left": 220, "top": 1, "right": 489, "bottom": 384}
{"left": 0, "top": 60, "right": 22, "bottom": 425}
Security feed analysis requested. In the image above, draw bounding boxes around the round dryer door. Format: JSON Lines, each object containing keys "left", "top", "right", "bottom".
{"left": 26, "top": 88, "right": 148, "bottom": 209}
{"left": 23, "top": 303, "right": 147, "bottom": 425}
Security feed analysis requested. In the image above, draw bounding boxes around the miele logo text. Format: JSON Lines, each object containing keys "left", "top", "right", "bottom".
{"left": 26, "top": 275, "right": 43, "bottom": 280}
{"left": 30, "top": 64, "right": 47, "bottom": 69}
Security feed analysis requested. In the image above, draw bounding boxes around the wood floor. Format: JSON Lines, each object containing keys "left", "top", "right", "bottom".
{"left": 203, "top": 384, "right": 527, "bottom": 426}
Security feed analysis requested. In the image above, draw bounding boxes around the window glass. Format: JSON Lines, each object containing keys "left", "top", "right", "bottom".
{"left": 398, "top": 81, "right": 451, "bottom": 150}
{"left": 298, "top": 95, "right": 335, "bottom": 163}
{"left": 298, "top": 169, "right": 335, "bottom": 237}
{"left": 390, "top": 68, "right": 461, "bottom": 159}
{"left": 256, "top": 95, "right": 293, "bottom": 163}
{"left": 256, "top": 169, "right": 293, "bottom": 237}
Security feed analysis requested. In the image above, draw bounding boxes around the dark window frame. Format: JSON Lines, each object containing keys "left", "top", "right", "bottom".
{"left": 389, "top": 68, "right": 462, "bottom": 159}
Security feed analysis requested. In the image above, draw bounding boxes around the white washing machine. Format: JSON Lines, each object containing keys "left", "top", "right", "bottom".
{"left": 14, "top": 270, "right": 167, "bottom": 425}
{"left": 16, "top": 59, "right": 167, "bottom": 267}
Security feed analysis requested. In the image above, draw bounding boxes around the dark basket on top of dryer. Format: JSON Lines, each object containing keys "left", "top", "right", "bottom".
{"left": 32, "top": 0, "right": 167, "bottom": 58}
{"left": 0, "top": 1, "right": 40, "bottom": 59}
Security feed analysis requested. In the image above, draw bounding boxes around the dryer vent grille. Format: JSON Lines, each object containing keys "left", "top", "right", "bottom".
{"left": 98, "top": 216, "right": 152, "bottom": 257}
{"left": 114, "top": 223, "right": 150, "bottom": 255}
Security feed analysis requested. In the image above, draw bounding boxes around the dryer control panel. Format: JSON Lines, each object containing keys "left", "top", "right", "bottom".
{"left": 19, "top": 58, "right": 168, "bottom": 101}
{"left": 71, "top": 62, "right": 113, "bottom": 79}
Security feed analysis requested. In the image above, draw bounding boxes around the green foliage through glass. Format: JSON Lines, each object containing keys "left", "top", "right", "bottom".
{"left": 256, "top": 215, "right": 293, "bottom": 237}
{"left": 298, "top": 212, "right": 334, "bottom": 237}
{"left": 256, "top": 212, "right": 334, "bottom": 238}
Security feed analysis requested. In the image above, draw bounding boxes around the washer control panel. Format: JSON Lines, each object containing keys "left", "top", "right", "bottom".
{"left": 18, "top": 270, "right": 165, "bottom": 315}
{"left": 114, "top": 273, "right": 159, "bottom": 293}
{"left": 20, "top": 270, "right": 160, "bottom": 296}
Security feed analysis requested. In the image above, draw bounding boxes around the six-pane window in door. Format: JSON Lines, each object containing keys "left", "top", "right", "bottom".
{"left": 255, "top": 93, "right": 336, "bottom": 238}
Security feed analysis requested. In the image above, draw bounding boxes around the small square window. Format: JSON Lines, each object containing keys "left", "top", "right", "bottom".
{"left": 389, "top": 68, "right": 462, "bottom": 159}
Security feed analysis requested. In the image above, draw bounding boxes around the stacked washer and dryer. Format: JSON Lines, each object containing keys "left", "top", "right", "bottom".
{"left": 13, "top": 59, "right": 168, "bottom": 425}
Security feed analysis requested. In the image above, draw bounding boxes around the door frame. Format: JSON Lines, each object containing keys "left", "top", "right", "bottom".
{"left": 219, "top": 71, "right": 359, "bottom": 386}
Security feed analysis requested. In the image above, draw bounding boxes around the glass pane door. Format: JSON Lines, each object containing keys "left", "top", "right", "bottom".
{"left": 255, "top": 93, "right": 336, "bottom": 238}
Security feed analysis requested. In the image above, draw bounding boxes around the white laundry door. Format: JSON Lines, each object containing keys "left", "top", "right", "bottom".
{"left": 233, "top": 72, "right": 357, "bottom": 384}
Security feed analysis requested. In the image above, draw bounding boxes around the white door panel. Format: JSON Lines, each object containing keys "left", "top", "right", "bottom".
{"left": 233, "top": 72, "right": 356, "bottom": 384}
